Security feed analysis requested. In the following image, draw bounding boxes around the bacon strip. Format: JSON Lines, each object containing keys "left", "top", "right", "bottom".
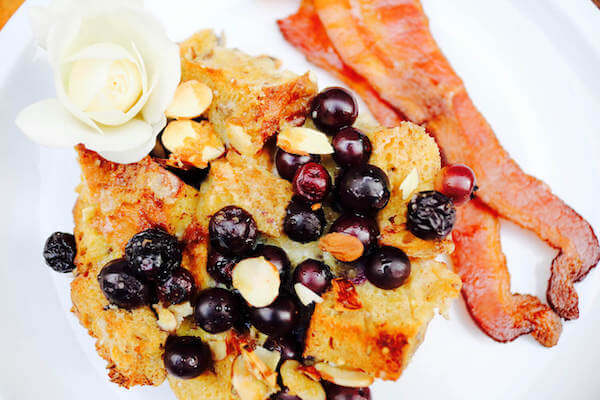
{"left": 279, "top": 1, "right": 560, "bottom": 345}
{"left": 452, "top": 200, "right": 562, "bottom": 347}
{"left": 278, "top": 0, "right": 403, "bottom": 128}
{"left": 312, "top": 0, "right": 599, "bottom": 320}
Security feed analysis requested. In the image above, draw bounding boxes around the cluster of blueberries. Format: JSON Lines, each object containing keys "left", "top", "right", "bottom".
{"left": 42, "top": 86, "right": 476, "bottom": 400}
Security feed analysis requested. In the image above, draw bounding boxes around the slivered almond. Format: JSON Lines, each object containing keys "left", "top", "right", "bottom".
{"left": 162, "top": 119, "right": 225, "bottom": 168}
{"left": 232, "top": 355, "right": 276, "bottom": 400}
{"left": 294, "top": 283, "right": 324, "bottom": 306}
{"left": 242, "top": 346, "right": 281, "bottom": 388}
{"left": 165, "top": 80, "right": 212, "bottom": 119}
{"left": 280, "top": 360, "right": 326, "bottom": 400}
{"left": 226, "top": 123, "right": 260, "bottom": 155}
{"left": 232, "top": 257, "right": 281, "bottom": 307}
{"left": 277, "top": 126, "right": 333, "bottom": 156}
{"left": 314, "top": 363, "right": 374, "bottom": 388}
{"left": 399, "top": 167, "right": 419, "bottom": 200}
{"left": 319, "top": 233, "right": 364, "bottom": 262}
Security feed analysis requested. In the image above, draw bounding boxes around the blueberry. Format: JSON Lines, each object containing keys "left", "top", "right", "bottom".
{"left": 98, "top": 258, "right": 150, "bottom": 309}
{"left": 330, "top": 214, "right": 379, "bottom": 254}
{"left": 365, "top": 246, "right": 411, "bottom": 290}
{"left": 194, "top": 288, "right": 241, "bottom": 334}
{"left": 293, "top": 259, "right": 332, "bottom": 295}
{"left": 324, "top": 383, "right": 371, "bottom": 400}
{"left": 164, "top": 336, "right": 212, "bottom": 379}
{"left": 263, "top": 335, "right": 300, "bottom": 362}
{"left": 406, "top": 191, "right": 456, "bottom": 240}
{"left": 332, "top": 127, "right": 372, "bottom": 168}
{"left": 336, "top": 165, "right": 390, "bottom": 214}
{"left": 283, "top": 201, "right": 326, "bottom": 243}
{"left": 310, "top": 87, "right": 358, "bottom": 134}
{"left": 125, "top": 227, "right": 181, "bottom": 282}
{"left": 276, "top": 149, "right": 321, "bottom": 182}
{"left": 250, "top": 295, "right": 299, "bottom": 336}
{"left": 293, "top": 162, "right": 332, "bottom": 204}
{"left": 209, "top": 206, "right": 258, "bottom": 256}
{"left": 167, "top": 165, "right": 210, "bottom": 190}
{"left": 157, "top": 268, "right": 196, "bottom": 305}
{"left": 206, "top": 249, "right": 239, "bottom": 286}
{"left": 43, "top": 232, "right": 77, "bottom": 273}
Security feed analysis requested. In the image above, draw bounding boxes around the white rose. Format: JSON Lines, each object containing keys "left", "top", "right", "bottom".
{"left": 16, "top": 0, "right": 181, "bottom": 164}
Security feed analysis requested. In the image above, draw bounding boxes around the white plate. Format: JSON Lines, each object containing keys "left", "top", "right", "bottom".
{"left": 1, "top": 1, "right": 600, "bottom": 399}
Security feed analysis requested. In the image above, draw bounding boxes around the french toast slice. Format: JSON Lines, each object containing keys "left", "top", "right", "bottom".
{"left": 304, "top": 259, "right": 461, "bottom": 380}
{"left": 71, "top": 146, "right": 208, "bottom": 388}
{"left": 180, "top": 30, "right": 318, "bottom": 155}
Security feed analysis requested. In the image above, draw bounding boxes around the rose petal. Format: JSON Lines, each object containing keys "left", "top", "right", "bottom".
{"left": 46, "top": 15, "right": 103, "bottom": 133}
{"left": 16, "top": 98, "right": 82, "bottom": 147}
{"left": 98, "top": 115, "right": 165, "bottom": 163}
{"left": 85, "top": 42, "right": 152, "bottom": 125}
{"left": 63, "top": 42, "right": 137, "bottom": 63}
{"left": 140, "top": 41, "right": 180, "bottom": 125}
{"left": 29, "top": 0, "right": 145, "bottom": 49}
{"left": 98, "top": 135, "right": 155, "bottom": 164}
{"left": 104, "top": 9, "right": 180, "bottom": 125}
{"left": 15, "top": 99, "right": 155, "bottom": 152}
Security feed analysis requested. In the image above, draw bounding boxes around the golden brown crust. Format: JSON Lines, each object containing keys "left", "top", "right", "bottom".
{"left": 199, "top": 151, "right": 293, "bottom": 238}
{"left": 180, "top": 31, "right": 317, "bottom": 154}
{"left": 72, "top": 146, "right": 207, "bottom": 388}
{"left": 304, "top": 259, "right": 461, "bottom": 381}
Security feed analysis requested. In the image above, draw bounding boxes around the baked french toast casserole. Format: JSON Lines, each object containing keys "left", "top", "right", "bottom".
{"left": 44, "top": 30, "right": 462, "bottom": 400}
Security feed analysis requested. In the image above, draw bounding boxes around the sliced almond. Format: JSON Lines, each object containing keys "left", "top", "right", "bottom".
{"left": 232, "top": 257, "right": 281, "bottom": 307}
{"left": 162, "top": 119, "right": 225, "bottom": 168}
{"left": 165, "top": 80, "right": 213, "bottom": 119}
{"left": 242, "top": 346, "right": 281, "bottom": 388}
{"left": 280, "top": 360, "right": 326, "bottom": 400}
{"left": 232, "top": 355, "right": 276, "bottom": 400}
{"left": 253, "top": 346, "right": 281, "bottom": 372}
{"left": 226, "top": 123, "right": 260, "bottom": 155}
{"left": 294, "top": 283, "right": 324, "bottom": 306}
{"left": 298, "top": 365, "right": 321, "bottom": 382}
{"left": 399, "top": 167, "right": 419, "bottom": 200}
{"left": 319, "top": 233, "right": 364, "bottom": 262}
{"left": 314, "top": 363, "right": 374, "bottom": 388}
{"left": 207, "top": 338, "right": 229, "bottom": 362}
{"left": 152, "top": 304, "right": 177, "bottom": 332}
{"left": 277, "top": 126, "right": 333, "bottom": 156}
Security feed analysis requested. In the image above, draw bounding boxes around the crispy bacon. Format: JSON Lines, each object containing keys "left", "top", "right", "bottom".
{"left": 279, "top": 1, "right": 557, "bottom": 345}
{"left": 310, "top": 0, "right": 599, "bottom": 320}
{"left": 277, "top": 0, "right": 404, "bottom": 127}
{"left": 452, "top": 200, "right": 562, "bottom": 347}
